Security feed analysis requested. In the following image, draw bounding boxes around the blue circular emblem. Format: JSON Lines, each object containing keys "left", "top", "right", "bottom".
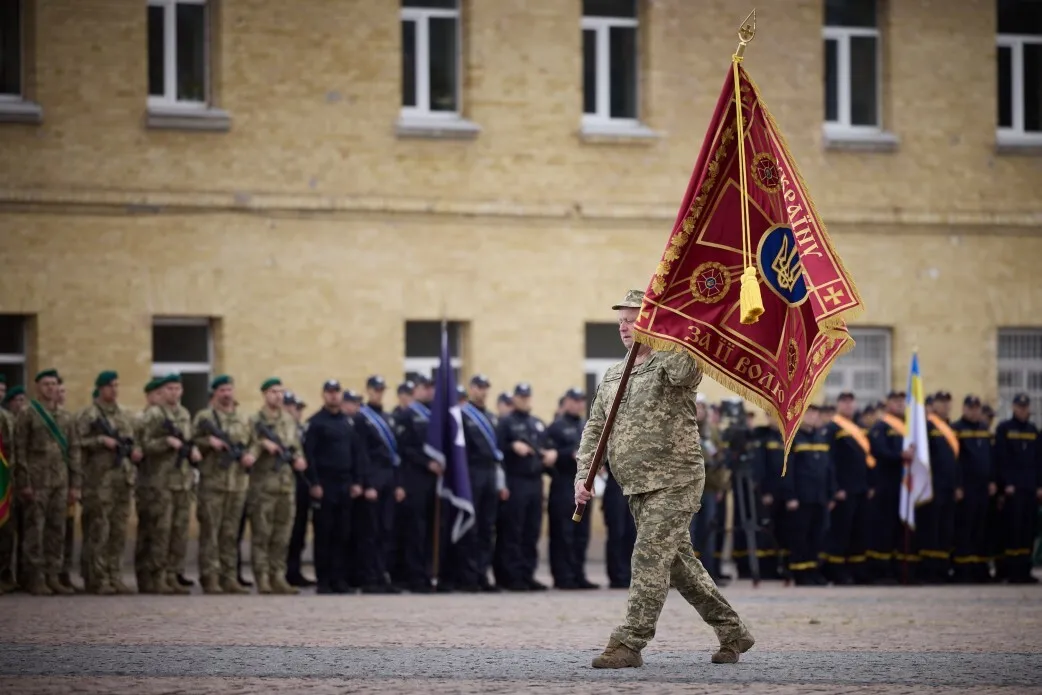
{"left": 756, "top": 225, "right": 809, "bottom": 306}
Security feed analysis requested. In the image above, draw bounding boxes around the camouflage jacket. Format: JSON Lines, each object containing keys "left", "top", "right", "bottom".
{"left": 76, "top": 401, "right": 137, "bottom": 494}
{"left": 13, "top": 401, "right": 82, "bottom": 491}
{"left": 247, "top": 407, "right": 301, "bottom": 495}
{"left": 576, "top": 351, "right": 704, "bottom": 496}
{"left": 138, "top": 404, "right": 194, "bottom": 491}
{"left": 193, "top": 406, "right": 251, "bottom": 493}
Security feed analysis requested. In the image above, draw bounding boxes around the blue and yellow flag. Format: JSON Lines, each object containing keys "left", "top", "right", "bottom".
{"left": 900, "top": 352, "right": 932, "bottom": 530}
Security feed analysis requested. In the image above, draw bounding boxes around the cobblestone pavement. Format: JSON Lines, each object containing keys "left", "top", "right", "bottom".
{"left": 1, "top": 570, "right": 1041, "bottom": 694}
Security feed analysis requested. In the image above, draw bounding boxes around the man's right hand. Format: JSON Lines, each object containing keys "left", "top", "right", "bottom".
{"left": 364, "top": 488, "right": 378, "bottom": 501}
{"left": 761, "top": 493, "right": 774, "bottom": 506}
{"left": 100, "top": 436, "right": 118, "bottom": 450}
{"left": 574, "top": 480, "right": 593, "bottom": 506}
{"left": 786, "top": 499, "right": 799, "bottom": 511}
{"left": 512, "top": 441, "right": 534, "bottom": 457}
{"left": 261, "top": 439, "right": 281, "bottom": 456}
{"left": 867, "top": 488, "right": 876, "bottom": 499}
{"left": 1005, "top": 485, "right": 1015, "bottom": 496}
{"left": 166, "top": 436, "right": 183, "bottom": 450}
{"left": 208, "top": 436, "right": 227, "bottom": 451}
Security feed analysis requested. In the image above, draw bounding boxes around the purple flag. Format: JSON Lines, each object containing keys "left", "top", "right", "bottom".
{"left": 425, "top": 321, "right": 474, "bottom": 543}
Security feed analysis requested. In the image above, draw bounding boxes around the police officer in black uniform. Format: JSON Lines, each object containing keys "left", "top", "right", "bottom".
{"left": 781, "top": 405, "right": 836, "bottom": 586}
{"left": 601, "top": 458, "right": 635, "bottom": 588}
{"left": 994, "top": 393, "right": 1041, "bottom": 584}
{"left": 917, "top": 391, "right": 959, "bottom": 583}
{"left": 285, "top": 390, "right": 317, "bottom": 587}
{"left": 951, "top": 394, "right": 994, "bottom": 583}
{"left": 822, "top": 392, "right": 872, "bottom": 585}
{"left": 495, "top": 383, "right": 554, "bottom": 591}
{"left": 303, "top": 379, "right": 368, "bottom": 594}
{"left": 545, "top": 387, "right": 597, "bottom": 590}
{"left": 458, "top": 374, "right": 504, "bottom": 592}
{"left": 867, "top": 390, "right": 912, "bottom": 584}
{"left": 394, "top": 375, "right": 440, "bottom": 593}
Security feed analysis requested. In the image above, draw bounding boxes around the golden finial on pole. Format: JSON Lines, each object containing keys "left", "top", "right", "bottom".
{"left": 734, "top": 9, "right": 757, "bottom": 60}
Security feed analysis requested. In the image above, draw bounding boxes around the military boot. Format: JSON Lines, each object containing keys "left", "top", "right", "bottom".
{"left": 28, "top": 574, "right": 54, "bottom": 596}
{"left": 94, "top": 582, "right": 117, "bottom": 596}
{"left": 220, "top": 576, "right": 250, "bottom": 595}
{"left": 153, "top": 572, "right": 175, "bottom": 595}
{"left": 47, "top": 574, "right": 74, "bottom": 595}
{"left": 255, "top": 573, "right": 273, "bottom": 595}
{"left": 591, "top": 639, "right": 643, "bottom": 669}
{"left": 711, "top": 629, "right": 756, "bottom": 664}
{"left": 111, "top": 578, "right": 136, "bottom": 595}
{"left": 136, "top": 573, "right": 155, "bottom": 594}
{"left": 58, "top": 572, "right": 81, "bottom": 593}
{"left": 270, "top": 575, "right": 300, "bottom": 595}
{"left": 201, "top": 575, "right": 224, "bottom": 595}
{"left": 167, "top": 572, "right": 191, "bottom": 595}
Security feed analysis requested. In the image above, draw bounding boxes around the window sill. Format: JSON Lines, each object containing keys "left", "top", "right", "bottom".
{"left": 146, "top": 105, "right": 232, "bottom": 132}
{"left": 995, "top": 132, "right": 1042, "bottom": 156}
{"left": 822, "top": 127, "right": 899, "bottom": 153}
{"left": 579, "top": 121, "right": 662, "bottom": 144}
{"left": 395, "top": 115, "right": 481, "bottom": 140}
{"left": 0, "top": 99, "right": 43, "bottom": 124}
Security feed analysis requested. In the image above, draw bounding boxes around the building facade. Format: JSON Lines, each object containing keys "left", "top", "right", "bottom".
{"left": 0, "top": 0, "right": 1041, "bottom": 424}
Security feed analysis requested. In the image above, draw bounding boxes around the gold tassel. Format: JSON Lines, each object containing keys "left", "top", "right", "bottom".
{"left": 739, "top": 266, "right": 764, "bottom": 324}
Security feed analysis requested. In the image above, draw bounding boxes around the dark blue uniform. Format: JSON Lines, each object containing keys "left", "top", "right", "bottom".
{"left": 916, "top": 416, "right": 959, "bottom": 582}
{"left": 303, "top": 407, "right": 369, "bottom": 592}
{"left": 868, "top": 416, "right": 906, "bottom": 581}
{"left": 457, "top": 401, "right": 502, "bottom": 591}
{"left": 495, "top": 408, "right": 547, "bottom": 591}
{"left": 545, "top": 412, "right": 594, "bottom": 589}
{"left": 601, "top": 459, "right": 635, "bottom": 588}
{"left": 355, "top": 403, "right": 402, "bottom": 592}
{"left": 752, "top": 426, "right": 787, "bottom": 580}
{"left": 994, "top": 416, "right": 1040, "bottom": 583}
{"left": 823, "top": 418, "right": 871, "bottom": 584}
{"left": 286, "top": 420, "right": 315, "bottom": 586}
{"left": 951, "top": 416, "right": 993, "bottom": 581}
{"left": 393, "top": 401, "right": 438, "bottom": 592}
{"left": 781, "top": 426, "right": 835, "bottom": 585}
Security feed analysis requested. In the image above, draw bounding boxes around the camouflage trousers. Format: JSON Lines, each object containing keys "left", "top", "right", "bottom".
{"left": 197, "top": 488, "right": 247, "bottom": 582}
{"left": 134, "top": 488, "right": 172, "bottom": 574}
{"left": 248, "top": 488, "right": 295, "bottom": 579}
{"left": 611, "top": 481, "right": 746, "bottom": 652}
{"left": 80, "top": 483, "right": 133, "bottom": 588}
{"left": 167, "top": 490, "right": 191, "bottom": 576}
{"left": 23, "top": 485, "right": 68, "bottom": 576}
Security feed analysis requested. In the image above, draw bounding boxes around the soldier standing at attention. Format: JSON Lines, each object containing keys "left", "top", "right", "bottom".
{"left": 133, "top": 378, "right": 160, "bottom": 590}
{"left": 867, "top": 391, "right": 914, "bottom": 584}
{"left": 497, "top": 383, "right": 555, "bottom": 592}
{"left": 546, "top": 387, "right": 597, "bottom": 590}
{"left": 994, "top": 393, "right": 1041, "bottom": 584}
{"left": 192, "top": 375, "right": 255, "bottom": 594}
{"left": 138, "top": 374, "right": 200, "bottom": 594}
{"left": 822, "top": 392, "right": 873, "bottom": 585}
{"left": 13, "top": 369, "right": 82, "bottom": 596}
{"left": 951, "top": 395, "right": 994, "bottom": 583}
{"left": 919, "top": 391, "right": 960, "bottom": 583}
{"left": 247, "top": 377, "right": 307, "bottom": 594}
{"left": 781, "top": 405, "right": 836, "bottom": 586}
{"left": 284, "top": 390, "right": 316, "bottom": 588}
{"left": 167, "top": 377, "right": 196, "bottom": 590}
{"left": 76, "top": 371, "right": 142, "bottom": 594}
{"left": 574, "top": 290, "right": 753, "bottom": 668}
{"left": 54, "top": 379, "right": 81, "bottom": 593}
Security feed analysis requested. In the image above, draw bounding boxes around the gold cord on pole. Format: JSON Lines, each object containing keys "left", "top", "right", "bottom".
{"left": 733, "top": 10, "right": 764, "bottom": 325}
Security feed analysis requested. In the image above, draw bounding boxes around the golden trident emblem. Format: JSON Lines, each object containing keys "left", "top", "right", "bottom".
{"left": 770, "top": 233, "right": 803, "bottom": 292}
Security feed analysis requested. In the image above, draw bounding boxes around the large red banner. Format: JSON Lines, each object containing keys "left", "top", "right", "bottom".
{"left": 634, "top": 63, "right": 864, "bottom": 463}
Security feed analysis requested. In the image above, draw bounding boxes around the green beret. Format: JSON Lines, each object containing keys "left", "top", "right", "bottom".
{"left": 91, "top": 388, "right": 100, "bottom": 399}
{"left": 143, "top": 379, "right": 159, "bottom": 394}
{"left": 156, "top": 373, "right": 181, "bottom": 388}
{"left": 34, "top": 368, "right": 59, "bottom": 382}
{"left": 210, "top": 374, "right": 233, "bottom": 390}
{"left": 3, "top": 385, "right": 25, "bottom": 403}
{"left": 94, "top": 370, "right": 118, "bottom": 388}
{"left": 260, "top": 377, "right": 282, "bottom": 392}
{"left": 0, "top": 374, "right": 5, "bottom": 384}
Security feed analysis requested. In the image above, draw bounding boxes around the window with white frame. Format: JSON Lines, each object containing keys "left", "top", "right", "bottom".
{"left": 822, "top": 327, "right": 891, "bottom": 408}
{"left": 0, "top": 314, "right": 28, "bottom": 390}
{"left": 997, "top": 329, "right": 1042, "bottom": 426}
{"left": 404, "top": 320, "right": 463, "bottom": 385}
{"left": 148, "top": 0, "right": 210, "bottom": 108}
{"left": 582, "top": 0, "right": 639, "bottom": 126}
{"left": 0, "top": 0, "right": 23, "bottom": 99}
{"left": 584, "top": 322, "right": 627, "bottom": 415}
{"left": 152, "top": 317, "right": 213, "bottom": 416}
{"left": 823, "top": 0, "right": 881, "bottom": 132}
{"left": 400, "top": 0, "right": 460, "bottom": 118}
{"left": 997, "top": 0, "right": 1042, "bottom": 143}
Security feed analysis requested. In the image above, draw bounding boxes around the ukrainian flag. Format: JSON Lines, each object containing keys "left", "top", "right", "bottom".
{"left": 900, "top": 352, "right": 932, "bottom": 529}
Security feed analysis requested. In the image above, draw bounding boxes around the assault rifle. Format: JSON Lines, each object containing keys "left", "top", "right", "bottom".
{"left": 254, "top": 420, "right": 319, "bottom": 510}
{"left": 162, "top": 417, "right": 195, "bottom": 468}
{"left": 199, "top": 411, "right": 246, "bottom": 469}
{"left": 91, "top": 417, "right": 135, "bottom": 468}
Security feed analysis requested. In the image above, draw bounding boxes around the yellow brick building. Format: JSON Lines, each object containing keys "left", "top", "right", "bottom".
{"left": 1, "top": 0, "right": 1041, "bottom": 427}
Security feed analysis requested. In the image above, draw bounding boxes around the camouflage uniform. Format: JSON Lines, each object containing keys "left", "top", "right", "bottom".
{"left": 0, "top": 408, "right": 16, "bottom": 591}
{"left": 192, "top": 406, "right": 251, "bottom": 593}
{"left": 13, "top": 401, "right": 82, "bottom": 595}
{"left": 167, "top": 403, "right": 195, "bottom": 583}
{"left": 75, "top": 400, "right": 137, "bottom": 593}
{"left": 576, "top": 291, "right": 753, "bottom": 666}
{"left": 246, "top": 407, "right": 300, "bottom": 593}
{"left": 137, "top": 403, "right": 193, "bottom": 594}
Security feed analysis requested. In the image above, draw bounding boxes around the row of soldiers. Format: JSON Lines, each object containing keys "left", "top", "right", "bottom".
{"left": 0, "top": 368, "right": 607, "bottom": 595}
{"left": 728, "top": 390, "right": 1041, "bottom": 586}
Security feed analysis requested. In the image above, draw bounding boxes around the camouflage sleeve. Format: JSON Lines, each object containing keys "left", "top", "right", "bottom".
{"left": 246, "top": 414, "right": 263, "bottom": 460}
{"left": 192, "top": 411, "right": 215, "bottom": 452}
{"left": 65, "top": 414, "right": 83, "bottom": 489}
{"left": 13, "top": 408, "right": 31, "bottom": 490}
{"left": 574, "top": 380, "right": 608, "bottom": 487}
{"left": 658, "top": 351, "right": 703, "bottom": 389}
{"left": 285, "top": 416, "right": 303, "bottom": 454}
{"left": 141, "top": 407, "right": 171, "bottom": 456}
{"left": 76, "top": 406, "right": 104, "bottom": 453}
